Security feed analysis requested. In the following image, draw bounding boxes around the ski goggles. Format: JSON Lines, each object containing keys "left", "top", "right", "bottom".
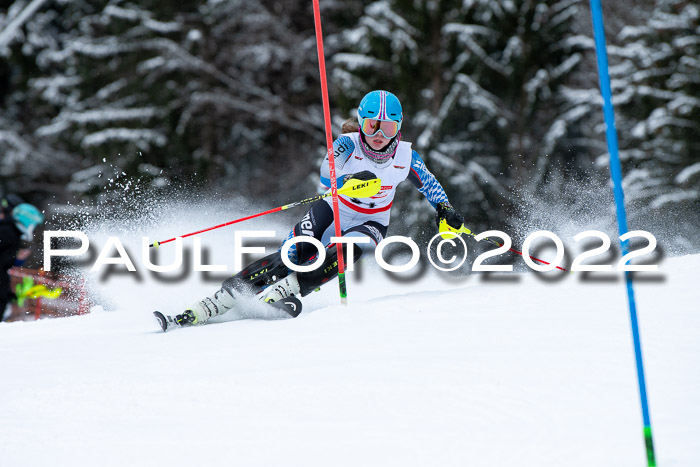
{"left": 360, "top": 118, "right": 401, "bottom": 139}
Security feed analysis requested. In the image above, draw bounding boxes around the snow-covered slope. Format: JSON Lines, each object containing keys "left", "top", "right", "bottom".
{"left": 1, "top": 247, "right": 698, "bottom": 466}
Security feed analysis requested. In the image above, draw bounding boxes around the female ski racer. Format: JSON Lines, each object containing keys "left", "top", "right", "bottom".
{"left": 161, "top": 90, "right": 465, "bottom": 329}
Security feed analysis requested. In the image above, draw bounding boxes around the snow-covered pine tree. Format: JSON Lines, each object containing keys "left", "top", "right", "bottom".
{"left": 329, "top": 0, "right": 593, "bottom": 238}
{"left": 18, "top": 0, "right": 324, "bottom": 201}
{"left": 607, "top": 0, "right": 699, "bottom": 250}
{"left": 0, "top": 0, "right": 79, "bottom": 199}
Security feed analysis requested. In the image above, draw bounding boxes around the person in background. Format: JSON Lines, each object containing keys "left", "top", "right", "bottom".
{"left": 0, "top": 195, "right": 45, "bottom": 322}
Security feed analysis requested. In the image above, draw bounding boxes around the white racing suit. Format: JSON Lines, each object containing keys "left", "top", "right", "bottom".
{"left": 282, "top": 131, "right": 450, "bottom": 265}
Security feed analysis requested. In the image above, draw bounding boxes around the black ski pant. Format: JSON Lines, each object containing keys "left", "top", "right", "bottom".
{"left": 222, "top": 200, "right": 387, "bottom": 298}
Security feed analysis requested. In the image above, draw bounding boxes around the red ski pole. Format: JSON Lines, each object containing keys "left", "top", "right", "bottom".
{"left": 149, "top": 178, "right": 381, "bottom": 248}
{"left": 438, "top": 220, "right": 567, "bottom": 271}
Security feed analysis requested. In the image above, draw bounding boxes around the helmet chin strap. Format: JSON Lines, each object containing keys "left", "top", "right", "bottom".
{"left": 359, "top": 130, "right": 401, "bottom": 163}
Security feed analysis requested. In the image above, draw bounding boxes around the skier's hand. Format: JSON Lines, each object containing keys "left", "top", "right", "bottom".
{"left": 344, "top": 170, "right": 377, "bottom": 183}
{"left": 435, "top": 202, "right": 464, "bottom": 230}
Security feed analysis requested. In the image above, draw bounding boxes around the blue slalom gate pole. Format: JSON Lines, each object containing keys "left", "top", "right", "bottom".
{"left": 589, "top": 1, "right": 656, "bottom": 465}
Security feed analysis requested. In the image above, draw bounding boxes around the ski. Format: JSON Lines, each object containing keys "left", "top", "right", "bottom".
{"left": 153, "top": 296, "right": 302, "bottom": 332}
{"left": 273, "top": 296, "right": 303, "bottom": 318}
{"left": 153, "top": 311, "right": 178, "bottom": 332}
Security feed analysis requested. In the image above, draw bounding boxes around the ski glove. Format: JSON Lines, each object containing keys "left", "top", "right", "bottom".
{"left": 343, "top": 170, "right": 377, "bottom": 184}
{"left": 435, "top": 202, "right": 464, "bottom": 229}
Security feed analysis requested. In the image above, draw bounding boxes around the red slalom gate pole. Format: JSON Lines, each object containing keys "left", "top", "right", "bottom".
{"left": 312, "top": 0, "right": 347, "bottom": 305}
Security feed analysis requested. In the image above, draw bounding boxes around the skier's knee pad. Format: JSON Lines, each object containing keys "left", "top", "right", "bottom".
{"left": 342, "top": 230, "right": 379, "bottom": 259}
{"left": 296, "top": 243, "right": 363, "bottom": 296}
{"left": 343, "top": 221, "right": 385, "bottom": 255}
{"left": 222, "top": 251, "right": 290, "bottom": 296}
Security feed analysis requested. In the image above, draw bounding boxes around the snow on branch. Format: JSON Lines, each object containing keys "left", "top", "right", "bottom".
{"left": 553, "top": 35, "right": 594, "bottom": 53}
{"left": 442, "top": 23, "right": 495, "bottom": 38}
{"left": 41, "top": 37, "right": 132, "bottom": 62}
{"left": 81, "top": 128, "right": 167, "bottom": 150}
{"left": 673, "top": 35, "right": 700, "bottom": 49}
{"left": 467, "top": 0, "right": 509, "bottom": 20}
{"left": 550, "top": 53, "right": 581, "bottom": 81}
{"left": 632, "top": 107, "right": 697, "bottom": 139}
{"left": 68, "top": 107, "right": 162, "bottom": 124}
{"left": 137, "top": 56, "right": 166, "bottom": 73}
{"left": 524, "top": 69, "right": 551, "bottom": 106}
{"left": 0, "top": 129, "right": 68, "bottom": 177}
{"left": 37, "top": 107, "right": 162, "bottom": 137}
{"left": 360, "top": 17, "right": 393, "bottom": 40}
{"left": 668, "top": 96, "right": 700, "bottom": 115}
{"left": 390, "top": 28, "right": 419, "bottom": 59}
{"left": 35, "top": 120, "right": 70, "bottom": 137}
{"left": 467, "top": 160, "right": 507, "bottom": 193}
{"left": 0, "top": 0, "right": 49, "bottom": 50}
{"left": 29, "top": 75, "right": 83, "bottom": 104}
{"left": 96, "top": 79, "right": 129, "bottom": 100}
{"left": 649, "top": 16, "right": 693, "bottom": 32}
{"left": 547, "top": 1, "right": 579, "bottom": 31}
{"left": 332, "top": 53, "right": 386, "bottom": 71}
{"left": 331, "top": 68, "right": 366, "bottom": 92}
{"left": 339, "top": 27, "right": 366, "bottom": 48}
{"left": 675, "top": 163, "right": 700, "bottom": 185}
{"left": 416, "top": 74, "right": 506, "bottom": 150}
{"left": 550, "top": 0, "right": 580, "bottom": 16}
{"left": 443, "top": 24, "right": 510, "bottom": 77}
{"left": 541, "top": 104, "right": 591, "bottom": 155}
{"left": 41, "top": 34, "right": 281, "bottom": 110}
{"left": 501, "top": 36, "right": 523, "bottom": 64}
{"left": 365, "top": 1, "right": 419, "bottom": 37}
{"left": 650, "top": 190, "right": 699, "bottom": 209}
{"left": 429, "top": 149, "right": 507, "bottom": 197}
{"left": 618, "top": 25, "right": 653, "bottom": 41}
{"left": 437, "top": 141, "right": 495, "bottom": 154}
{"left": 416, "top": 81, "right": 465, "bottom": 149}
{"left": 176, "top": 92, "right": 322, "bottom": 140}
{"left": 560, "top": 86, "right": 601, "bottom": 106}
{"left": 136, "top": 38, "right": 283, "bottom": 105}
{"left": 455, "top": 74, "right": 507, "bottom": 118}
{"left": 0, "top": 129, "right": 33, "bottom": 154}
{"left": 103, "top": 5, "right": 181, "bottom": 34}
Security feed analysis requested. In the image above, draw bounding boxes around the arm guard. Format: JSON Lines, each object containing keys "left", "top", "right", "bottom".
{"left": 407, "top": 151, "right": 450, "bottom": 208}
{"left": 320, "top": 135, "right": 355, "bottom": 189}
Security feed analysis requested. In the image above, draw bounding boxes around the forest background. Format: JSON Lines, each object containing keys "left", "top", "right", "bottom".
{"left": 1, "top": 0, "right": 698, "bottom": 258}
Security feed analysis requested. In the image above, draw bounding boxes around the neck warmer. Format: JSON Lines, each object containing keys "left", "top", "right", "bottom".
{"left": 358, "top": 130, "right": 401, "bottom": 164}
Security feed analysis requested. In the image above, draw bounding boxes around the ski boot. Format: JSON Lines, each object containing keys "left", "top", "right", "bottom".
{"left": 153, "top": 309, "right": 196, "bottom": 332}
{"left": 258, "top": 274, "right": 303, "bottom": 318}
{"left": 187, "top": 287, "right": 238, "bottom": 323}
{"left": 175, "top": 309, "right": 197, "bottom": 326}
{"left": 154, "top": 287, "right": 236, "bottom": 332}
{"left": 257, "top": 242, "right": 364, "bottom": 303}
{"left": 260, "top": 273, "right": 301, "bottom": 304}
